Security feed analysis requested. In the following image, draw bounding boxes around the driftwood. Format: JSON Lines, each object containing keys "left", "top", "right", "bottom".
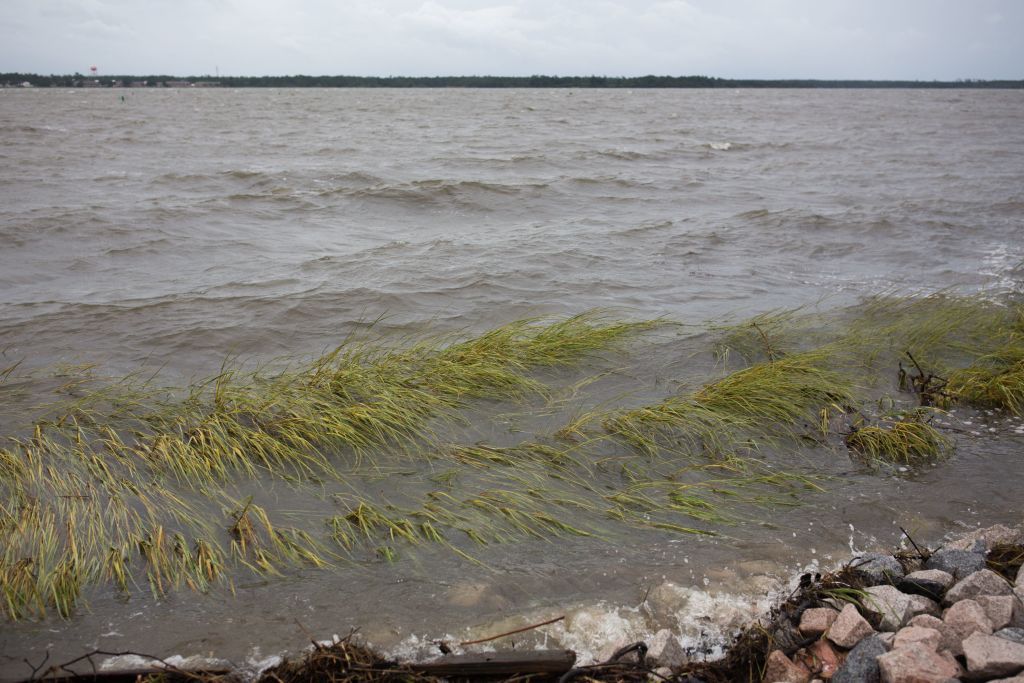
{"left": 413, "top": 649, "right": 576, "bottom": 677}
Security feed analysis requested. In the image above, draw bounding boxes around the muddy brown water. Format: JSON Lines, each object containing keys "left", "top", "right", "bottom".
{"left": 1, "top": 88, "right": 1023, "bottom": 679}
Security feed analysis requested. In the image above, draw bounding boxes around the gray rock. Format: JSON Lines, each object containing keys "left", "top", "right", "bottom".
{"left": 945, "top": 568, "right": 1013, "bottom": 605}
{"left": 646, "top": 629, "right": 687, "bottom": 669}
{"left": 978, "top": 594, "right": 1020, "bottom": 631}
{"left": 1017, "top": 564, "right": 1024, "bottom": 589}
{"left": 924, "top": 548, "right": 987, "bottom": 579}
{"left": 852, "top": 552, "right": 905, "bottom": 585}
{"left": 864, "top": 585, "right": 913, "bottom": 631}
{"left": 905, "top": 594, "right": 942, "bottom": 622}
{"left": 962, "top": 631, "right": 1024, "bottom": 678}
{"left": 899, "top": 569, "right": 954, "bottom": 601}
{"left": 832, "top": 635, "right": 888, "bottom": 683}
{"left": 998, "top": 628, "right": 1024, "bottom": 645}
{"left": 944, "top": 524, "right": 1024, "bottom": 552}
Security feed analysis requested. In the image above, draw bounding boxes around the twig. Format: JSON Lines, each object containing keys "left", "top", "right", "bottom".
{"left": 752, "top": 323, "right": 778, "bottom": 361}
{"left": 459, "top": 615, "right": 565, "bottom": 646}
{"left": 32, "top": 649, "right": 224, "bottom": 682}
{"left": 900, "top": 526, "right": 929, "bottom": 560}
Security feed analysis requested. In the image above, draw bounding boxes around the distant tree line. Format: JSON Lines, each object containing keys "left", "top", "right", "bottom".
{"left": 3, "top": 72, "right": 1022, "bottom": 89}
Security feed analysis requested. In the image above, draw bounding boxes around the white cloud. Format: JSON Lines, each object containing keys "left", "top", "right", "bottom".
{"left": 0, "top": 0, "right": 1021, "bottom": 78}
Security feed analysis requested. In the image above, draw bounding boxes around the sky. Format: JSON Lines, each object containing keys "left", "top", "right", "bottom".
{"left": 1, "top": 0, "right": 1022, "bottom": 80}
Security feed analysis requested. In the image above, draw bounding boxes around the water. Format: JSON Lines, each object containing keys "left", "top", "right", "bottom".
{"left": 1, "top": 88, "right": 1023, "bottom": 676}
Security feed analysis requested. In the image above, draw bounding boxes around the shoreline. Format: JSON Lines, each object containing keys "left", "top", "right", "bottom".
{"left": 22, "top": 521, "right": 1024, "bottom": 682}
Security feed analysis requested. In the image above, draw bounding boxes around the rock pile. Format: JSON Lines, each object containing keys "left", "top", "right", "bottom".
{"left": 763, "top": 529, "right": 1024, "bottom": 683}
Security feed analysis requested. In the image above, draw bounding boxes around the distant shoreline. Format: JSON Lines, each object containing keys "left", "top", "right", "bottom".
{"left": 3, "top": 72, "right": 1023, "bottom": 89}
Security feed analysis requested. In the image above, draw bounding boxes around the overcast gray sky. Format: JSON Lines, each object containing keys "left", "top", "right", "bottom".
{"left": 2, "top": 0, "right": 1021, "bottom": 79}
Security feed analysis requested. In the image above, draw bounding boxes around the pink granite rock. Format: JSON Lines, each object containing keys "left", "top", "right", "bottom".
{"left": 962, "top": 631, "right": 1024, "bottom": 678}
{"left": 877, "top": 642, "right": 962, "bottom": 683}
{"left": 944, "top": 568, "right": 1013, "bottom": 605}
{"left": 764, "top": 649, "right": 812, "bottom": 683}
{"left": 794, "top": 639, "right": 844, "bottom": 680}
{"left": 943, "top": 524, "right": 1024, "bottom": 552}
{"left": 907, "top": 614, "right": 944, "bottom": 630}
{"left": 827, "top": 603, "right": 875, "bottom": 649}
{"left": 799, "top": 607, "right": 840, "bottom": 638}
{"left": 941, "top": 598, "right": 994, "bottom": 656}
{"left": 892, "top": 626, "right": 942, "bottom": 651}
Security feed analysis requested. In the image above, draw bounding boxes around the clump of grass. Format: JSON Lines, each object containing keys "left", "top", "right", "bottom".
{"left": 606, "top": 347, "right": 856, "bottom": 455}
{"left": 944, "top": 339, "right": 1024, "bottom": 414}
{"left": 845, "top": 412, "right": 950, "bottom": 464}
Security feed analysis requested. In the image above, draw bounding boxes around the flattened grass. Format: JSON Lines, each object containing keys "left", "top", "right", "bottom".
{"left": 0, "top": 314, "right": 656, "bottom": 619}
{"left": 5, "top": 294, "right": 1023, "bottom": 622}
{"left": 605, "top": 346, "right": 857, "bottom": 455}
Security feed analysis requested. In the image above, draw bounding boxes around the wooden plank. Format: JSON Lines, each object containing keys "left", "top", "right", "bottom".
{"left": 413, "top": 649, "right": 576, "bottom": 676}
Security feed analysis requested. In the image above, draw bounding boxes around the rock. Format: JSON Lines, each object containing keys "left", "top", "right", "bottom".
{"left": 651, "top": 666, "right": 674, "bottom": 681}
{"left": 876, "top": 643, "right": 962, "bottom": 682}
{"left": 832, "top": 635, "right": 889, "bottom": 683}
{"left": 945, "top": 568, "right": 1013, "bottom": 605}
{"left": 978, "top": 595, "right": 1020, "bottom": 631}
{"left": 941, "top": 598, "right": 994, "bottom": 656}
{"left": 962, "top": 631, "right": 1024, "bottom": 678}
{"left": 1017, "top": 564, "right": 1024, "bottom": 589}
{"left": 647, "top": 629, "right": 687, "bottom": 669}
{"left": 997, "top": 628, "right": 1024, "bottom": 645}
{"left": 944, "top": 524, "right": 1024, "bottom": 552}
{"left": 988, "top": 675, "right": 1024, "bottom": 683}
{"left": 924, "top": 548, "right": 986, "bottom": 580}
{"left": 899, "top": 570, "right": 954, "bottom": 601}
{"left": 645, "top": 581, "right": 689, "bottom": 625}
{"left": 764, "top": 649, "right": 811, "bottom": 683}
{"left": 852, "top": 553, "right": 905, "bottom": 585}
{"left": 904, "top": 594, "right": 941, "bottom": 622}
{"left": 877, "top": 632, "right": 895, "bottom": 649}
{"left": 799, "top": 608, "right": 840, "bottom": 638}
{"left": 907, "top": 614, "right": 944, "bottom": 630}
{"left": 892, "top": 626, "right": 941, "bottom": 651}
{"left": 864, "top": 585, "right": 913, "bottom": 631}
{"left": 828, "top": 603, "right": 876, "bottom": 649}
{"left": 794, "top": 639, "right": 844, "bottom": 680}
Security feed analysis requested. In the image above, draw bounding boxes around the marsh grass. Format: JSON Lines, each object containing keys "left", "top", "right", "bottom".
{"left": 4, "top": 296, "right": 1022, "bottom": 621}
{"left": 845, "top": 411, "right": 951, "bottom": 464}
{"left": 945, "top": 337, "right": 1024, "bottom": 414}
{"left": 605, "top": 346, "right": 857, "bottom": 456}
{"left": 0, "top": 314, "right": 656, "bottom": 619}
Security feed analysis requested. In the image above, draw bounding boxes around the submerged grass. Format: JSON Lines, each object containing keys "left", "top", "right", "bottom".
{"left": 605, "top": 346, "right": 857, "bottom": 456}
{"left": 4, "top": 294, "right": 1023, "bottom": 621}
{"left": 0, "top": 314, "right": 657, "bottom": 619}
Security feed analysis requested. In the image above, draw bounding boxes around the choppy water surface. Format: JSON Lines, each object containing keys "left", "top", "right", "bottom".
{"left": 1, "top": 88, "right": 1023, "bottom": 676}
